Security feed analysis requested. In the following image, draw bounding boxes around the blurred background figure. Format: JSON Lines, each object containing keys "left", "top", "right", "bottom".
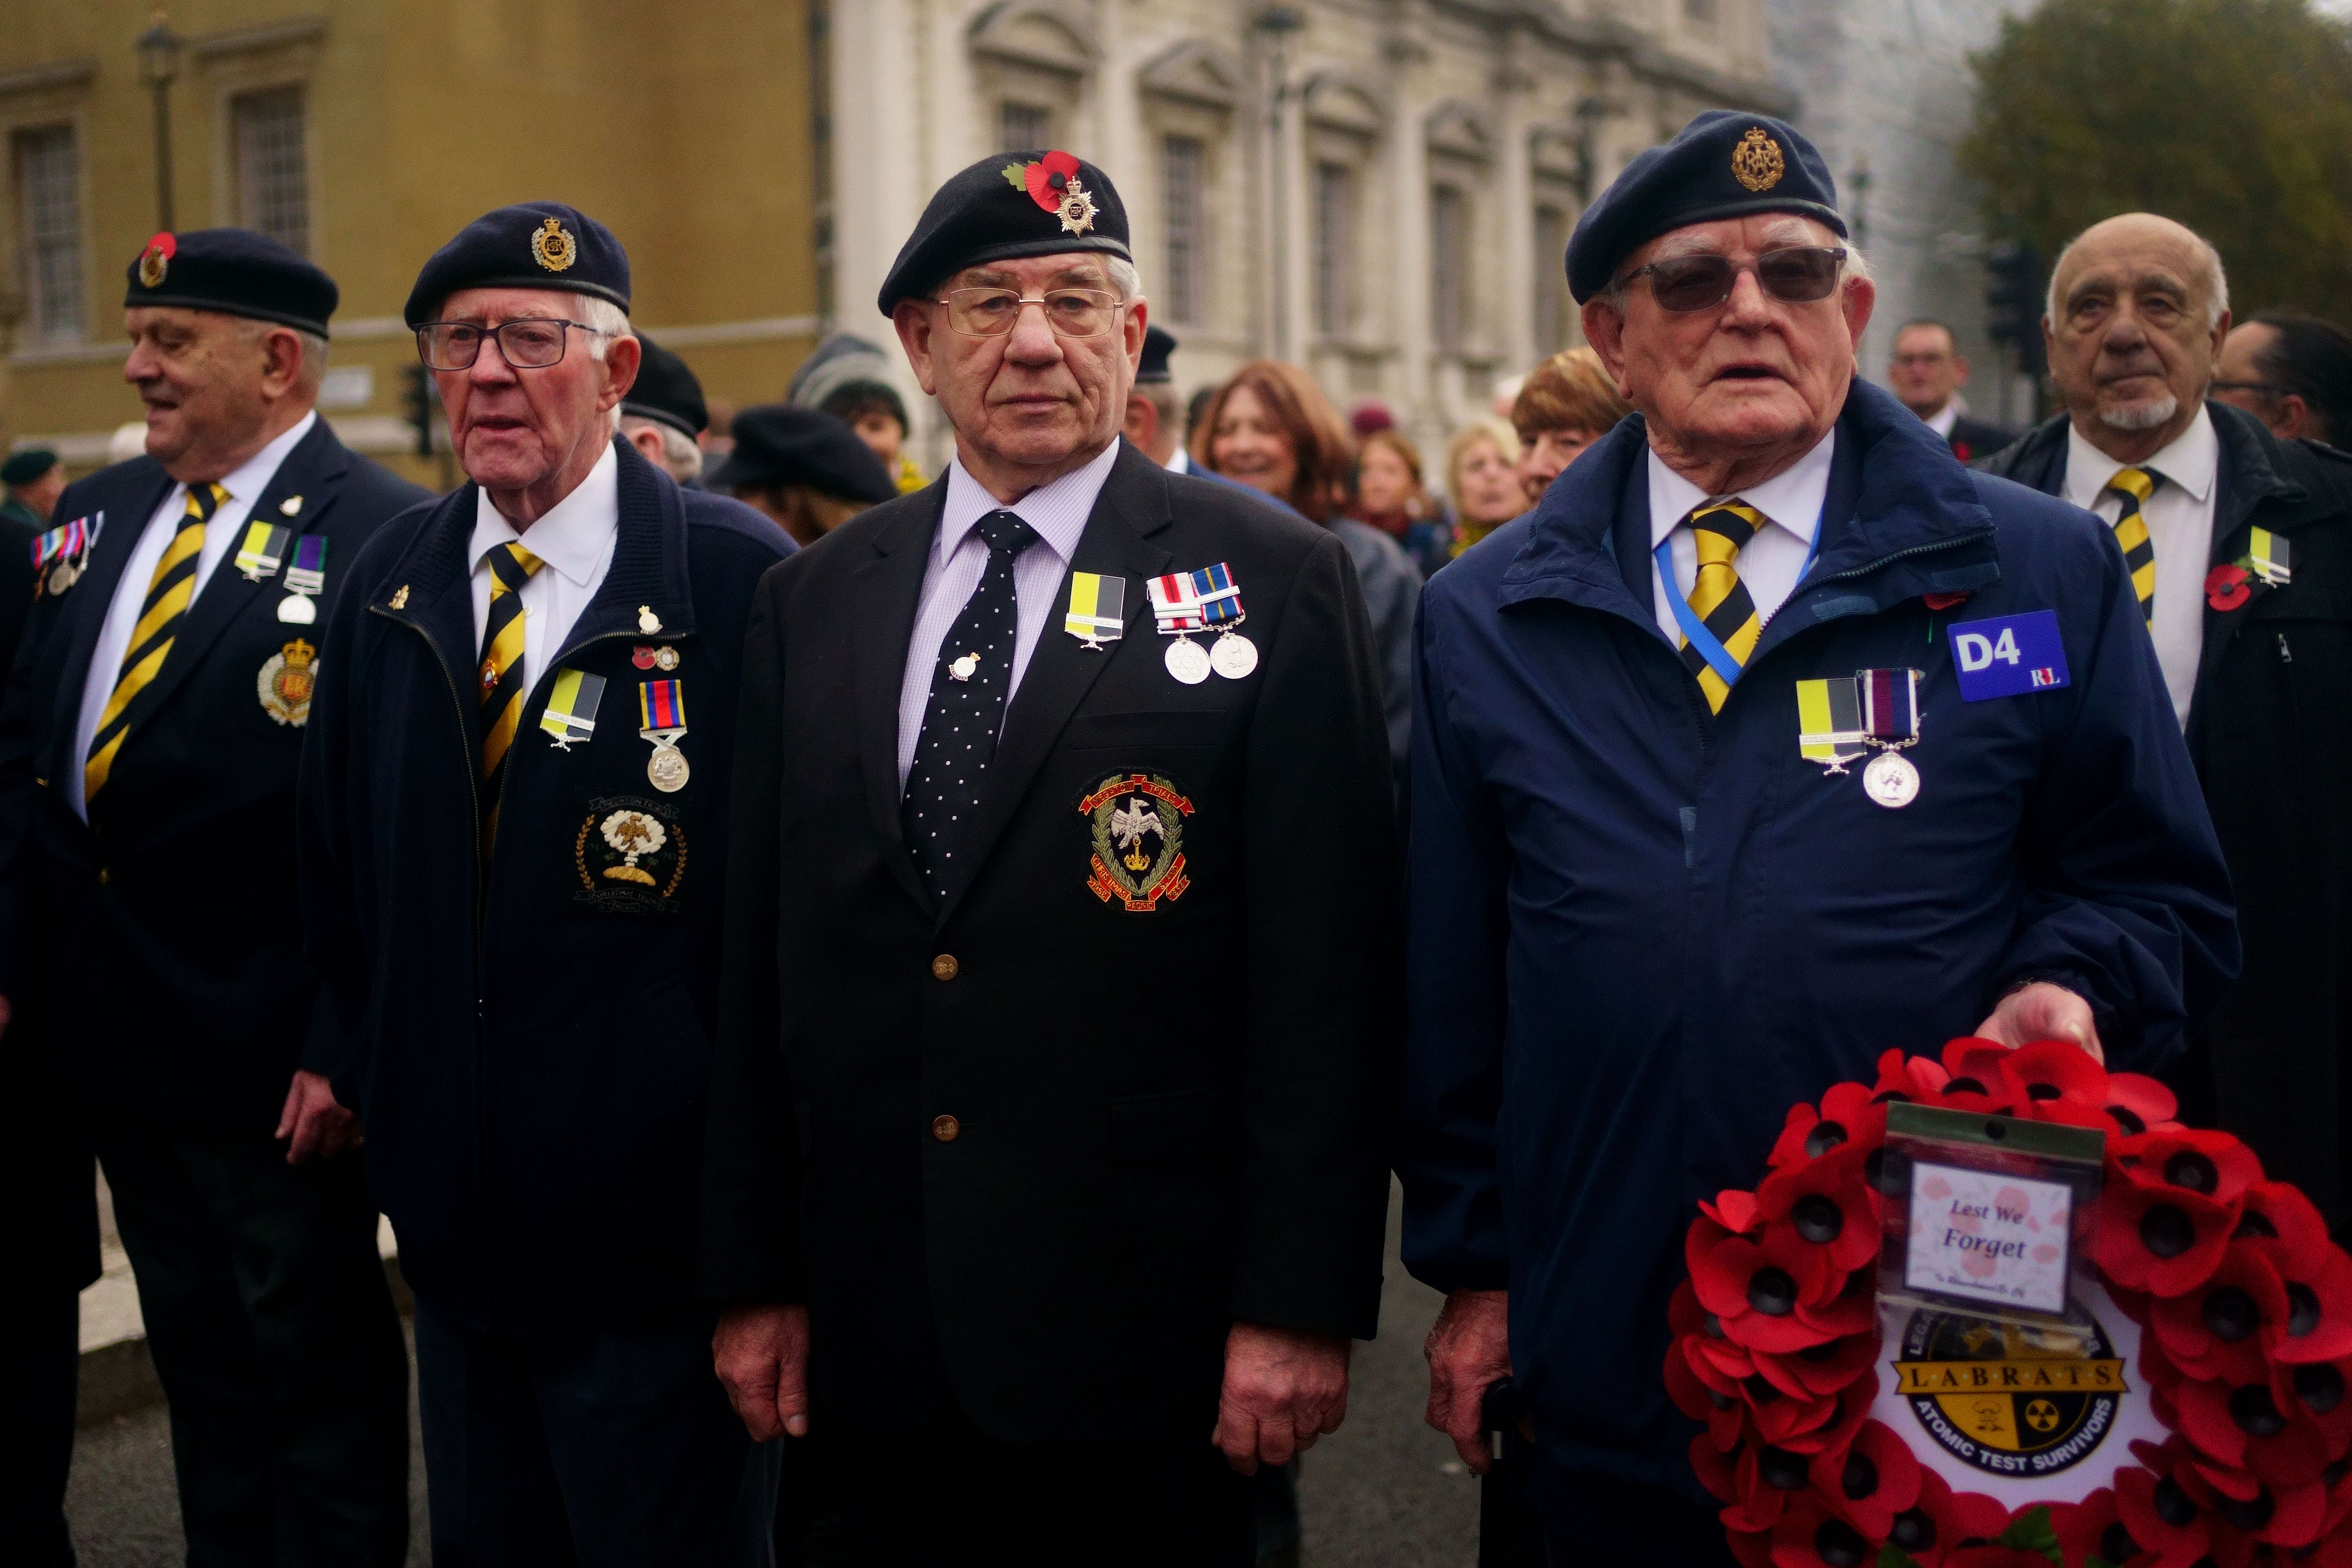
{"left": 619, "top": 333, "right": 708, "bottom": 486}
{"left": 1351, "top": 429, "right": 1447, "bottom": 578}
{"left": 1510, "top": 348, "right": 1632, "bottom": 506}
{"left": 1, "top": 448, "right": 64, "bottom": 530}
{"left": 1886, "top": 318, "right": 2016, "bottom": 460}
{"left": 708, "top": 402, "right": 898, "bottom": 547}
{"left": 1446, "top": 417, "right": 1525, "bottom": 558}
{"left": 2214, "top": 313, "right": 2352, "bottom": 446}
{"left": 1123, "top": 323, "right": 1189, "bottom": 470}
{"left": 1349, "top": 400, "right": 1395, "bottom": 438}
{"left": 701, "top": 399, "right": 740, "bottom": 474}
{"left": 1488, "top": 374, "right": 1525, "bottom": 422}
{"left": 788, "top": 330, "right": 925, "bottom": 493}
{"left": 106, "top": 422, "right": 150, "bottom": 465}
{"left": 1194, "top": 361, "right": 1419, "bottom": 794}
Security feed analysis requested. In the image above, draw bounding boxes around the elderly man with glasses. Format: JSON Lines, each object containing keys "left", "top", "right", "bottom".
{"left": 297, "top": 202, "right": 794, "bottom": 1564}
{"left": 699, "top": 151, "right": 1398, "bottom": 1562}
{"left": 1400, "top": 114, "right": 2238, "bottom": 1567}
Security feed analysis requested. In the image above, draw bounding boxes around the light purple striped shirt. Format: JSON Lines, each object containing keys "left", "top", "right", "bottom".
{"left": 895, "top": 440, "right": 1118, "bottom": 788}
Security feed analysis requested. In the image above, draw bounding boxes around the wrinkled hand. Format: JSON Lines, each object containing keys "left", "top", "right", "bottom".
{"left": 1975, "top": 981, "right": 2103, "bottom": 1064}
{"left": 714, "top": 1302, "right": 810, "bottom": 1441}
{"left": 274, "top": 1069, "right": 360, "bottom": 1164}
{"left": 1424, "top": 1288, "right": 1512, "bottom": 1474}
{"left": 1213, "top": 1321, "right": 1350, "bottom": 1474}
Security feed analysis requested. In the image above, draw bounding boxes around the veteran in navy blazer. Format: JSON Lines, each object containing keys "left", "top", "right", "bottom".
{"left": 0, "top": 228, "right": 423, "bottom": 1565}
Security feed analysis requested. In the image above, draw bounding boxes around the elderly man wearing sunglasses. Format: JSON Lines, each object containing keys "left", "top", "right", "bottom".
{"left": 1399, "top": 111, "right": 2236, "bottom": 1568}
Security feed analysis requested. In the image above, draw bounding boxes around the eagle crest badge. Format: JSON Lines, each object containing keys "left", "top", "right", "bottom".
{"left": 1079, "top": 772, "right": 1193, "bottom": 913}
{"left": 1732, "top": 127, "right": 1785, "bottom": 192}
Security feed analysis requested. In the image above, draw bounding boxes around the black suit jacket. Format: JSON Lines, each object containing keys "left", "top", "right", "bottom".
{"left": 1979, "top": 403, "right": 2352, "bottom": 1222}
{"left": 0, "top": 418, "right": 429, "bottom": 1131}
{"left": 1946, "top": 413, "right": 2019, "bottom": 464}
{"left": 698, "top": 439, "right": 1401, "bottom": 1443}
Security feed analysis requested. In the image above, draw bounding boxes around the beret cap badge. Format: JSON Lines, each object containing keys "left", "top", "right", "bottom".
{"left": 137, "top": 232, "right": 176, "bottom": 288}
{"left": 1002, "top": 151, "right": 1098, "bottom": 237}
{"left": 1732, "top": 128, "right": 1786, "bottom": 193}
{"left": 531, "top": 217, "right": 578, "bottom": 273}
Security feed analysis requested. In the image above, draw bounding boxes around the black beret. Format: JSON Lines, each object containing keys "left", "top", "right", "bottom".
{"left": 1138, "top": 324, "right": 1176, "bottom": 385}
{"left": 2, "top": 448, "right": 58, "bottom": 486}
{"left": 404, "top": 202, "right": 629, "bottom": 327}
{"left": 876, "top": 149, "right": 1130, "bottom": 315}
{"left": 1566, "top": 111, "right": 1846, "bottom": 304}
{"left": 706, "top": 404, "right": 897, "bottom": 505}
{"left": 621, "top": 333, "right": 707, "bottom": 438}
{"left": 124, "top": 228, "right": 338, "bottom": 336}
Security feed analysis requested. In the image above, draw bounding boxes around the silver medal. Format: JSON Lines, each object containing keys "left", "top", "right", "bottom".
{"left": 276, "top": 593, "right": 318, "bottom": 624}
{"left": 1862, "top": 750, "right": 1920, "bottom": 809}
{"left": 1209, "top": 632, "right": 1259, "bottom": 680}
{"left": 1163, "top": 637, "right": 1212, "bottom": 685}
{"left": 647, "top": 742, "right": 691, "bottom": 793}
{"left": 46, "top": 560, "right": 76, "bottom": 595}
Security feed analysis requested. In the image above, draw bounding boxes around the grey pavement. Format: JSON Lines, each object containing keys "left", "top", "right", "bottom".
{"left": 68, "top": 1183, "right": 1476, "bottom": 1566}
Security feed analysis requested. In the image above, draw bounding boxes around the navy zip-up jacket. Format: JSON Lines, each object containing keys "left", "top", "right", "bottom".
{"left": 1398, "top": 381, "right": 2237, "bottom": 1520}
{"left": 298, "top": 438, "right": 791, "bottom": 1333}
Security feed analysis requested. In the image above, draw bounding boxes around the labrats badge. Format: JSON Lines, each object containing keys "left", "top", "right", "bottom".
{"left": 571, "top": 794, "right": 687, "bottom": 918}
{"left": 257, "top": 638, "right": 319, "bottom": 726}
{"left": 1078, "top": 771, "right": 1193, "bottom": 912}
{"left": 637, "top": 679, "right": 689, "bottom": 792}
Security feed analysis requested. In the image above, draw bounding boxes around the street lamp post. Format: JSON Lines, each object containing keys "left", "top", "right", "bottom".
{"left": 137, "top": 13, "right": 185, "bottom": 232}
{"left": 1255, "top": 6, "right": 1304, "bottom": 361}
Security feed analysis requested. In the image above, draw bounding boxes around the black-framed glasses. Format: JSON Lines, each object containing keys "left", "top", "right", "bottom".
{"left": 2210, "top": 380, "right": 2289, "bottom": 397}
{"left": 1621, "top": 247, "right": 1848, "bottom": 313}
{"left": 936, "top": 287, "right": 1123, "bottom": 339}
{"left": 415, "top": 318, "right": 607, "bottom": 370}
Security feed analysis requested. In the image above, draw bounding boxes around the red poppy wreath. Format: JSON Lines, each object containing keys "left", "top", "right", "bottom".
{"left": 1669, "top": 1038, "right": 2352, "bottom": 1568}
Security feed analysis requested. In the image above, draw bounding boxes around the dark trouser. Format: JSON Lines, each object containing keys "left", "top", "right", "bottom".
{"left": 0, "top": 1283, "right": 80, "bottom": 1567}
{"left": 1533, "top": 1458, "right": 1740, "bottom": 1568}
{"left": 92, "top": 1114, "right": 409, "bottom": 1568}
{"left": 821, "top": 1406, "right": 1254, "bottom": 1568}
{"left": 413, "top": 1297, "right": 780, "bottom": 1568}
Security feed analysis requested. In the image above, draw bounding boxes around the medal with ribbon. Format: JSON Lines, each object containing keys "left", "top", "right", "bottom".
{"left": 1855, "top": 667, "right": 1924, "bottom": 808}
{"left": 1188, "top": 562, "right": 1258, "bottom": 679}
{"left": 540, "top": 668, "right": 606, "bottom": 750}
{"left": 1146, "top": 572, "right": 1212, "bottom": 684}
{"left": 1064, "top": 572, "right": 1125, "bottom": 650}
{"left": 1794, "top": 677, "right": 1866, "bottom": 776}
{"left": 279, "top": 534, "right": 329, "bottom": 623}
{"left": 32, "top": 512, "right": 103, "bottom": 596}
{"left": 234, "top": 519, "right": 294, "bottom": 582}
{"left": 637, "top": 678, "right": 690, "bottom": 792}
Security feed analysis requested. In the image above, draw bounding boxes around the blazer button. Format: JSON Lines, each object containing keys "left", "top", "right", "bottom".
{"left": 931, "top": 1114, "right": 960, "bottom": 1143}
{"left": 930, "top": 954, "right": 958, "bottom": 982}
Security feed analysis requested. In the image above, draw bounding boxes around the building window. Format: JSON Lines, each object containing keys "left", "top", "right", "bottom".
{"left": 1313, "top": 162, "right": 1354, "bottom": 338}
{"left": 1534, "top": 204, "right": 1570, "bottom": 354}
{"left": 1161, "top": 136, "right": 1208, "bottom": 324}
{"left": 1001, "top": 101, "right": 1051, "bottom": 152}
{"left": 14, "top": 125, "right": 84, "bottom": 346}
{"left": 1431, "top": 184, "right": 1468, "bottom": 354}
{"left": 233, "top": 87, "right": 310, "bottom": 255}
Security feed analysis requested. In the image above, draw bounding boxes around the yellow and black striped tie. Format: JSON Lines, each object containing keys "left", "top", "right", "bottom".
{"left": 84, "top": 481, "right": 227, "bottom": 801}
{"left": 1679, "top": 501, "right": 1765, "bottom": 714}
{"left": 2106, "top": 467, "right": 2159, "bottom": 622}
{"left": 477, "top": 542, "right": 544, "bottom": 824}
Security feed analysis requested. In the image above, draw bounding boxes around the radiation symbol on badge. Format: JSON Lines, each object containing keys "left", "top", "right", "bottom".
{"left": 1893, "top": 1305, "right": 2129, "bottom": 1479}
{"left": 1078, "top": 772, "right": 1194, "bottom": 913}
{"left": 257, "top": 639, "right": 318, "bottom": 727}
{"left": 573, "top": 795, "right": 687, "bottom": 917}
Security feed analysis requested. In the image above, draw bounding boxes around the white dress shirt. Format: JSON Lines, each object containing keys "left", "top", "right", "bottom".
{"left": 467, "top": 441, "right": 620, "bottom": 697}
{"left": 896, "top": 441, "right": 1118, "bottom": 787}
{"left": 1645, "top": 428, "right": 1835, "bottom": 644}
{"left": 1923, "top": 401, "right": 1960, "bottom": 439}
{"left": 1165, "top": 446, "right": 1193, "bottom": 475}
{"left": 68, "top": 411, "right": 318, "bottom": 819}
{"left": 2062, "top": 406, "right": 2218, "bottom": 729}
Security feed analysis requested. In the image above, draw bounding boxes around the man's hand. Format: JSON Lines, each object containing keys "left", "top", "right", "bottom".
{"left": 713, "top": 1303, "right": 810, "bottom": 1441}
{"left": 1975, "top": 981, "right": 2103, "bottom": 1063}
{"left": 1213, "top": 1321, "right": 1350, "bottom": 1475}
{"left": 274, "top": 1069, "right": 360, "bottom": 1164}
{"left": 1424, "top": 1288, "right": 1512, "bottom": 1474}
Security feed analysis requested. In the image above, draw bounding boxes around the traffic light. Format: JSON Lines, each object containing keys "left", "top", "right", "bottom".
{"left": 1984, "top": 240, "right": 2049, "bottom": 381}
{"left": 402, "top": 363, "right": 435, "bottom": 457}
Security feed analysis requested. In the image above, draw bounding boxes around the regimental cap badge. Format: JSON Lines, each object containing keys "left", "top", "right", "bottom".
{"left": 257, "top": 637, "right": 319, "bottom": 727}
{"left": 1732, "top": 127, "right": 1785, "bottom": 192}
{"left": 1002, "top": 150, "right": 1097, "bottom": 237}
{"left": 137, "top": 231, "right": 176, "bottom": 288}
{"left": 531, "top": 216, "right": 578, "bottom": 273}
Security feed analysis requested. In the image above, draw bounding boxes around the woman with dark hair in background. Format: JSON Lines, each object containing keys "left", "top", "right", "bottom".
{"left": 1194, "top": 361, "right": 1420, "bottom": 795}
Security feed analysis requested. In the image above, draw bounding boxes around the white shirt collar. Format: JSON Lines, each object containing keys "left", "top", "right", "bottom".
{"left": 469, "top": 440, "right": 621, "bottom": 587}
{"left": 938, "top": 439, "right": 1120, "bottom": 568}
{"left": 1923, "top": 401, "right": 1960, "bottom": 439}
{"left": 2062, "top": 402, "right": 2218, "bottom": 509}
{"left": 1647, "top": 427, "right": 1836, "bottom": 550}
{"left": 211, "top": 410, "right": 317, "bottom": 507}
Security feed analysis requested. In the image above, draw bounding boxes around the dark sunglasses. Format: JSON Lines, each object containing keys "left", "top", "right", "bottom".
{"left": 1621, "top": 247, "right": 1848, "bottom": 313}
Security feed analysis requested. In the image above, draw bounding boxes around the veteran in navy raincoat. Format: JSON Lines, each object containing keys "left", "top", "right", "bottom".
{"left": 1397, "top": 112, "right": 2238, "bottom": 1568}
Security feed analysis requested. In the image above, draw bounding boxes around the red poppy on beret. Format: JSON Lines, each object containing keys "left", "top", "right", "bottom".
{"left": 1809, "top": 1419, "right": 1921, "bottom": 1539}
{"left": 1017, "top": 150, "right": 1084, "bottom": 214}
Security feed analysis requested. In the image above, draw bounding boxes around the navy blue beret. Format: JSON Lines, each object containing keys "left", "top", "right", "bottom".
{"left": 707, "top": 405, "right": 897, "bottom": 505}
{"left": 622, "top": 333, "right": 707, "bottom": 438}
{"left": 1138, "top": 324, "right": 1176, "bottom": 385}
{"left": 1, "top": 448, "right": 58, "bottom": 486}
{"left": 1566, "top": 111, "right": 1846, "bottom": 304}
{"left": 124, "top": 228, "right": 338, "bottom": 336}
{"left": 877, "top": 150, "right": 1131, "bottom": 316}
{"left": 404, "top": 202, "right": 630, "bottom": 327}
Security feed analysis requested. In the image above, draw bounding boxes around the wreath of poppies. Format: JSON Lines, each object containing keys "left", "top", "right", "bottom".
{"left": 1668, "top": 1038, "right": 2352, "bottom": 1568}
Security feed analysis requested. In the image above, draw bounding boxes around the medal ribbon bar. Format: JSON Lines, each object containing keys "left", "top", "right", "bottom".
{"left": 1857, "top": 668, "right": 1920, "bottom": 744}
{"left": 235, "top": 521, "right": 294, "bottom": 581}
{"left": 285, "top": 534, "right": 330, "bottom": 596}
{"left": 1187, "top": 563, "right": 1245, "bottom": 626}
{"left": 1145, "top": 573, "right": 1206, "bottom": 634}
{"left": 2245, "top": 527, "right": 2292, "bottom": 588}
{"left": 638, "top": 678, "right": 686, "bottom": 735}
{"left": 539, "top": 668, "right": 606, "bottom": 747}
{"left": 1064, "top": 572, "right": 1125, "bottom": 642}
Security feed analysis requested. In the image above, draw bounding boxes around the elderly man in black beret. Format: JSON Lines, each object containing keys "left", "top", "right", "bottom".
{"left": 619, "top": 332, "right": 710, "bottom": 485}
{"left": 0, "top": 227, "right": 427, "bottom": 1564}
{"left": 1400, "top": 112, "right": 2236, "bottom": 1565}
{"left": 707, "top": 402, "right": 898, "bottom": 545}
{"left": 700, "top": 150, "right": 1400, "bottom": 1562}
{"left": 297, "top": 201, "right": 794, "bottom": 1564}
